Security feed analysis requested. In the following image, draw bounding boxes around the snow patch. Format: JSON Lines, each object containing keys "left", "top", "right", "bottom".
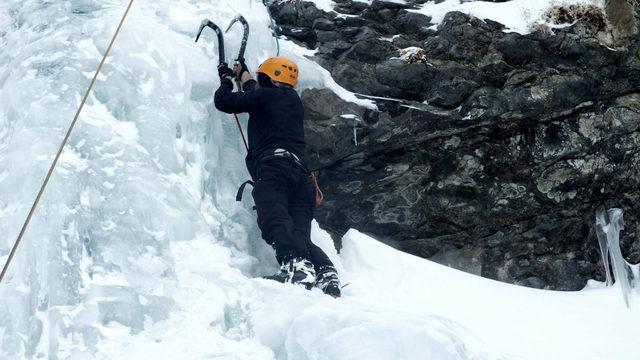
{"left": 309, "top": 0, "right": 337, "bottom": 13}
{"left": 413, "top": 0, "right": 604, "bottom": 34}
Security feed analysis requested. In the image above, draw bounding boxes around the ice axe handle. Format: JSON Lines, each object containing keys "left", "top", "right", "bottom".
{"left": 225, "top": 15, "right": 250, "bottom": 65}
{"left": 232, "top": 57, "right": 248, "bottom": 85}
{"left": 232, "top": 61, "right": 243, "bottom": 91}
{"left": 195, "top": 19, "right": 226, "bottom": 65}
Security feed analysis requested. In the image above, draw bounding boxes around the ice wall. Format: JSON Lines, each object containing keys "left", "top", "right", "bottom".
{"left": 0, "top": 0, "right": 381, "bottom": 355}
{"left": 0, "top": 0, "right": 280, "bottom": 357}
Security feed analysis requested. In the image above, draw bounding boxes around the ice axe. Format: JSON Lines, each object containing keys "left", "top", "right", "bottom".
{"left": 225, "top": 15, "right": 250, "bottom": 64}
{"left": 195, "top": 18, "right": 249, "bottom": 153}
{"left": 195, "top": 19, "right": 226, "bottom": 65}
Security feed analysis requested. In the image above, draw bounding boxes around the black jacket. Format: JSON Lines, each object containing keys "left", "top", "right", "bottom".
{"left": 214, "top": 78, "right": 306, "bottom": 178}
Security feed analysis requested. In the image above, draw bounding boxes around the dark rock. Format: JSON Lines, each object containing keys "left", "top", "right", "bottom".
{"left": 321, "top": 40, "right": 352, "bottom": 58}
{"left": 269, "top": 1, "right": 640, "bottom": 290}
{"left": 331, "top": 62, "right": 383, "bottom": 95}
{"left": 391, "top": 34, "right": 426, "bottom": 49}
{"left": 477, "top": 58, "right": 513, "bottom": 87}
{"left": 313, "top": 18, "right": 335, "bottom": 31}
{"left": 484, "top": 19, "right": 505, "bottom": 31}
{"left": 461, "top": 86, "right": 509, "bottom": 119}
{"left": 303, "top": 88, "right": 364, "bottom": 121}
{"left": 423, "top": 35, "right": 453, "bottom": 59}
{"left": 504, "top": 70, "right": 538, "bottom": 87}
{"left": 334, "top": 0, "right": 367, "bottom": 14}
{"left": 335, "top": 16, "right": 368, "bottom": 28}
{"left": 375, "top": 59, "right": 435, "bottom": 99}
{"left": 273, "top": 4, "right": 298, "bottom": 25}
{"left": 349, "top": 1, "right": 370, "bottom": 12}
{"left": 297, "top": 1, "right": 328, "bottom": 27}
{"left": 391, "top": 11, "right": 433, "bottom": 36}
{"left": 353, "top": 26, "right": 381, "bottom": 42}
{"left": 371, "top": 0, "right": 409, "bottom": 11}
{"left": 437, "top": 11, "right": 472, "bottom": 34}
{"left": 302, "top": 88, "right": 367, "bottom": 167}
{"left": 280, "top": 26, "right": 317, "bottom": 48}
{"left": 316, "top": 30, "right": 341, "bottom": 43}
{"left": 496, "top": 33, "right": 544, "bottom": 65}
{"left": 339, "top": 26, "right": 363, "bottom": 39}
{"left": 341, "top": 39, "right": 394, "bottom": 63}
{"left": 427, "top": 77, "right": 479, "bottom": 109}
{"left": 363, "top": 8, "right": 399, "bottom": 23}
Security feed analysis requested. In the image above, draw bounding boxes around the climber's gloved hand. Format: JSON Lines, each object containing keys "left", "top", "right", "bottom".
{"left": 233, "top": 58, "right": 249, "bottom": 81}
{"left": 218, "top": 62, "right": 234, "bottom": 80}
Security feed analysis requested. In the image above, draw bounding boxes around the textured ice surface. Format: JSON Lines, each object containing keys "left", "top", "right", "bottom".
{"left": 0, "top": 0, "right": 638, "bottom": 359}
{"left": 595, "top": 208, "right": 639, "bottom": 308}
{"left": 0, "top": 0, "right": 270, "bottom": 357}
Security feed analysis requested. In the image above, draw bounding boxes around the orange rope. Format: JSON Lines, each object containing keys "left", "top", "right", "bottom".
{"left": 233, "top": 78, "right": 249, "bottom": 153}
{"left": 233, "top": 113, "right": 249, "bottom": 152}
{"left": 311, "top": 172, "right": 324, "bottom": 206}
{"left": 0, "top": 0, "right": 136, "bottom": 285}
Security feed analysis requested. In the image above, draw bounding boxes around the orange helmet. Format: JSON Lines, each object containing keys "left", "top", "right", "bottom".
{"left": 257, "top": 56, "right": 298, "bottom": 87}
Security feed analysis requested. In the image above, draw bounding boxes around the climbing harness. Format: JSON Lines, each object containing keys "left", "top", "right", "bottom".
{"left": 235, "top": 148, "right": 324, "bottom": 206}
{"left": 236, "top": 180, "right": 255, "bottom": 202}
{"left": 236, "top": 176, "right": 323, "bottom": 207}
{"left": 0, "top": 0, "right": 136, "bottom": 285}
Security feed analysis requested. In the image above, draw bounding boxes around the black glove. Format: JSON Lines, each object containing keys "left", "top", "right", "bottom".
{"left": 217, "top": 62, "right": 234, "bottom": 80}
{"left": 234, "top": 58, "right": 249, "bottom": 81}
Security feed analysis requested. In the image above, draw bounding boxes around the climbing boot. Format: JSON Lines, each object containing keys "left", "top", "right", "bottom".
{"left": 264, "top": 258, "right": 316, "bottom": 290}
{"left": 315, "top": 266, "right": 341, "bottom": 298}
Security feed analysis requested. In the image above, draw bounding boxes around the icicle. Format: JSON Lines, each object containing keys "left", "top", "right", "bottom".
{"left": 595, "top": 207, "right": 635, "bottom": 308}
{"left": 353, "top": 118, "right": 358, "bottom": 147}
{"left": 340, "top": 114, "right": 361, "bottom": 146}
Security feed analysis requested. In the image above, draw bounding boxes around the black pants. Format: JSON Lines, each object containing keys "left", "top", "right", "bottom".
{"left": 252, "top": 157, "right": 333, "bottom": 271}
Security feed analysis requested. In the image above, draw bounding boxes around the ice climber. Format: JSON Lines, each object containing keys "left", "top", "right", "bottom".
{"left": 214, "top": 56, "right": 342, "bottom": 298}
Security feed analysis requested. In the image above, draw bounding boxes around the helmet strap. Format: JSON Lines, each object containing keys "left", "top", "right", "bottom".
{"left": 273, "top": 81, "right": 293, "bottom": 89}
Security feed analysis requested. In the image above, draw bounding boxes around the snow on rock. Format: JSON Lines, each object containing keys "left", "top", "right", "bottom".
{"left": 395, "top": 46, "right": 429, "bottom": 64}
{"left": 413, "top": 0, "right": 604, "bottom": 34}
{"left": 309, "top": 0, "right": 338, "bottom": 13}
{"left": 280, "top": 40, "right": 377, "bottom": 110}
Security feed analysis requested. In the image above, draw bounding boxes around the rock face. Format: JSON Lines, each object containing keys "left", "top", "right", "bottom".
{"left": 270, "top": 0, "right": 640, "bottom": 290}
{"left": 605, "top": 0, "right": 638, "bottom": 43}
